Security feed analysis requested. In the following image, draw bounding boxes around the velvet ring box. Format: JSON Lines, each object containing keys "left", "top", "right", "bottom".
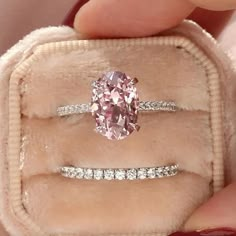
{"left": 0, "top": 21, "right": 235, "bottom": 236}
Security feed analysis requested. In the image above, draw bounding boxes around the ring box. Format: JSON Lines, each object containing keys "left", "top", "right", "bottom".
{"left": 0, "top": 21, "right": 235, "bottom": 236}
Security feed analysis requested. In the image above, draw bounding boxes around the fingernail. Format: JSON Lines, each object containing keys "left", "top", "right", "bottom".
{"left": 169, "top": 228, "right": 236, "bottom": 236}
{"left": 62, "top": 0, "right": 89, "bottom": 27}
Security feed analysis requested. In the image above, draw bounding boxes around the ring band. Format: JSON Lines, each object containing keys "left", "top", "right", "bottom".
{"left": 60, "top": 164, "right": 178, "bottom": 181}
{"left": 57, "top": 71, "right": 178, "bottom": 140}
{"left": 57, "top": 101, "right": 177, "bottom": 116}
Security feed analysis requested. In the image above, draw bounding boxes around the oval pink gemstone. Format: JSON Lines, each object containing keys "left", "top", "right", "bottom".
{"left": 91, "top": 71, "right": 139, "bottom": 140}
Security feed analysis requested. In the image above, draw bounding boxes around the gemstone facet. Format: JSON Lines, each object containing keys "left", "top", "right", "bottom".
{"left": 84, "top": 168, "right": 93, "bottom": 179}
{"left": 126, "top": 168, "right": 137, "bottom": 180}
{"left": 91, "top": 71, "right": 139, "bottom": 140}
{"left": 147, "top": 168, "right": 156, "bottom": 179}
{"left": 104, "top": 169, "right": 115, "bottom": 180}
{"left": 115, "top": 169, "right": 126, "bottom": 180}
{"left": 93, "top": 169, "right": 103, "bottom": 180}
{"left": 156, "top": 167, "right": 164, "bottom": 177}
{"left": 137, "top": 168, "right": 147, "bottom": 179}
{"left": 75, "top": 167, "right": 84, "bottom": 179}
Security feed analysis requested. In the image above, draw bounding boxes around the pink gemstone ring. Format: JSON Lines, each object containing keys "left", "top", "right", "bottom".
{"left": 57, "top": 71, "right": 177, "bottom": 140}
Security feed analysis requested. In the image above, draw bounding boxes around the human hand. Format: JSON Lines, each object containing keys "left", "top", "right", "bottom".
{"left": 66, "top": 1, "right": 236, "bottom": 235}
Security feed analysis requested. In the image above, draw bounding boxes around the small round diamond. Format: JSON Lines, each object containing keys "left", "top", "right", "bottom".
{"left": 104, "top": 169, "right": 114, "bottom": 180}
{"left": 94, "top": 169, "right": 103, "bottom": 180}
{"left": 115, "top": 169, "right": 126, "bottom": 180}
{"left": 147, "top": 168, "right": 156, "bottom": 179}
{"left": 162, "top": 166, "right": 170, "bottom": 176}
{"left": 61, "top": 167, "right": 76, "bottom": 178}
{"left": 170, "top": 165, "right": 178, "bottom": 175}
{"left": 155, "top": 167, "right": 164, "bottom": 177}
{"left": 137, "top": 168, "right": 147, "bottom": 179}
{"left": 61, "top": 167, "right": 69, "bottom": 174}
{"left": 126, "top": 169, "right": 137, "bottom": 180}
{"left": 67, "top": 168, "right": 77, "bottom": 178}
{"left": 84, "top": 168, "right": 93, "bottom": 179}
{"left": 75, "top": 167, "right": 84, "bottom": 179}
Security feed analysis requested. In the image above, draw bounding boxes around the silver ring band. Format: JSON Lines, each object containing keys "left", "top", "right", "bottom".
{"left": 57, "top": 101, "right": 177, "bottom": 117}
{"left": 60, "top": 164, "right": 178, "bottom": 181}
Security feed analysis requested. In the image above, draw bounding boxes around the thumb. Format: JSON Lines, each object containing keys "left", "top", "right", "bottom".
{"left": 183, "top": 183, "right": 236, "bottom": 231}
{"left": 73, "top": 0, "right": 195, "bottom": 37}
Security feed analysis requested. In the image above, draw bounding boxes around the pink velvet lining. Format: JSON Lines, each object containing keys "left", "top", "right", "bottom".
{"left": 1, "top": 21, "right": 235, "bottom": 236}
{"left": 20, "top": 40, "right": 212, "bottom": 234}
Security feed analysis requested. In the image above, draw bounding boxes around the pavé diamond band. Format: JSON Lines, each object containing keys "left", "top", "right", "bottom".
{"left": 60, "top": 164, "right": 178, "bottom": 181}
{"left": 57, "top": 71, "right": 178, "bottom": 140}
{"left": 57, "top": 101, "right": 177, "bottom": 116}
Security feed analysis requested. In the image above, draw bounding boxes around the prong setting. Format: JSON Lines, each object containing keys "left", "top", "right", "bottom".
{"left": 131, "top": 77, "right": 139, "bottom": 84}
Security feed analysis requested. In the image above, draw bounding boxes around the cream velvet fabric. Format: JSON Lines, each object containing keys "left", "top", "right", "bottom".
{"left": 21, "top": 43, "right": 212, "bottom": 235}
{"left": 0, "top": 22, "right": 235, "bottom": 236}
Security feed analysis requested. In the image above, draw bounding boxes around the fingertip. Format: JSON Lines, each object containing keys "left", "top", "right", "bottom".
{"left": 74, "top": 0, "right": 195, "bottom": 38}
{"left": 184, "top": 183, "right": 236, "bottom": 231}
{"left": 73, "top": 1, "right": 97, "bottom": 36}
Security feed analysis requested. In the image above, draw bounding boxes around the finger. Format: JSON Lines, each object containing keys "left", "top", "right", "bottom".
{"left": 184, "top": 183, "right": 236, "bottom": 230}
{"left": 74, "top": 0, "right": 195, "bottom": 37}
{"left": 188, "top": 0, "right": 236, "bottom": 10}
{"left": 63, "top": 0, "right": 88, "bottom": 27}
{"left": 188, "top": 8, "right": 234, "bottom": 37}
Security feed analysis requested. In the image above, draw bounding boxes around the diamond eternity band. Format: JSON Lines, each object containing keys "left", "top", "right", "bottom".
{"left": 60, "top": 164, "right": 178, "bottom": 181}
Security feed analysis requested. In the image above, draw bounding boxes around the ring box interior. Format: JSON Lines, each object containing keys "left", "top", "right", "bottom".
{"left": 0, "top": 21, "right": 235, "bottom": 236}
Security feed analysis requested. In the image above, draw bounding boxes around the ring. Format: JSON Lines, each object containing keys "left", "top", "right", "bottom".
{"left": 59, "top": 164, "right": 178, "bottom": 181}
{"left": 57, "top": 71, "right": 177, "bottom": 140}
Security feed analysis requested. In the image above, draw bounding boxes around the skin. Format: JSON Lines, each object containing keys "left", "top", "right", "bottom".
{"left": 74, "top": 0, "right": 236, "bottom": 38}
{"left": 74, "top": 0, "right": 195, "bottom": 37}
{"left": 73, "top": 0, "right": 236, "bottom": 231}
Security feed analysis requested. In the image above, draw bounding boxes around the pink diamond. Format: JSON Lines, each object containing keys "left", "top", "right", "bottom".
{"left": 91, "top": 71, "right": 139, "bottom": 140}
